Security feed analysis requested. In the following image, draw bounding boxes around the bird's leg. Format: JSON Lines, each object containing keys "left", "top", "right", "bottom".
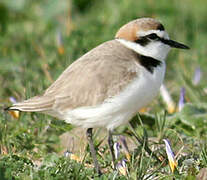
{"left": 86, "top": 128, "right": 102, "bottom": 175}
{"left": 108, "top": 130, "right": 116, "bottom": 169}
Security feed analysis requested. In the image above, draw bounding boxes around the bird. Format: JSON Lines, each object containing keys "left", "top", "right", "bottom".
{"left": 5, "top": 18, "right": 189, "bottom": 175}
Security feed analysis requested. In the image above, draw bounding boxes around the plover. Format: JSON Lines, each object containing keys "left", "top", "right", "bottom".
{"left": 6, "top": 18, "right": 189, "bottom": 175}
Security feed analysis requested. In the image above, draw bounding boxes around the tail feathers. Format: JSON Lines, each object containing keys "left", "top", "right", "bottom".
{"left": 6, "top": 96, "right": 54, "bottom": 112}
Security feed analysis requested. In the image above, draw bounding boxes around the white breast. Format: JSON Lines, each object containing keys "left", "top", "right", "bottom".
{"left": 62, "top": 62, "right": 166, "bottom": 131}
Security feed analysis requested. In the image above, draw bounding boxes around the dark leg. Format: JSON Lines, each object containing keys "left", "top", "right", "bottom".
{"left": 86, "top": 128, "right": 102, "bottom": 175}
{"left": 108, "top": 130, "right": 116, "bottom": 169}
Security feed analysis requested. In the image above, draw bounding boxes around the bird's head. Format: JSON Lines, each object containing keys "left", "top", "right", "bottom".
{"left": 115, "top": 18, "right": 189, "bottom": 60}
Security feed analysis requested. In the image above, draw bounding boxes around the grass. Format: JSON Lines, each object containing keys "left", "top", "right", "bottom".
{"left": 0, "top": 0, "right": 207, "bottom": 179}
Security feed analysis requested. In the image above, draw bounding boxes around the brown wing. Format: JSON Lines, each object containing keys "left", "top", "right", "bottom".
{"left": 10, "top": 40, "right": 139, "bottom": 113}
{"left": 45, "top": 40, "right": 139, "bottom": 112}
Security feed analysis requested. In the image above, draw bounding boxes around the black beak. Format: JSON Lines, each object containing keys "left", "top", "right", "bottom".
{"left": 162, "top": 39, "right": 190, "bottom": 49}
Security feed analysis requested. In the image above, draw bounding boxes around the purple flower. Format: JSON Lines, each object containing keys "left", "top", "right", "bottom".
{"left": 178, "top": 87, "right": 185, "bottom": 111}
{"left": 56, "top": 29, "right": 64, "bottom": 55}
{"left": 163, "top": 139, "right": 177, "bottom": 172}
{"left": 192, "top": 67, "right": 201, "bottom": 85}
{"left": 116, "top": 159, "right": 127, "bottom": 176}
{"left": 9, "top": 96, "right": 17, "bottom": 103}
{"left": 113, "top": 139, "right": 128, "bottom": 176}
{"left": 64, "top": 150, "right": 71, "bottom": 157}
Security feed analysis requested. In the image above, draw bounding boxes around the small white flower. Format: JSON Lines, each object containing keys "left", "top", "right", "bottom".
{"left": 160, "top": 84, "right": 176, "bottom": 113}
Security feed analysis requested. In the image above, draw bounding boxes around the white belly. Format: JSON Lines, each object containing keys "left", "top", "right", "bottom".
{"left": 63, "top": 62, "right": 166, "bottom": 130}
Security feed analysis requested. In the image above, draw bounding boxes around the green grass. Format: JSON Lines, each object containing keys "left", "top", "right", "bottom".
{"left": 0, "top": 0, "right": 207, "bottom": 179}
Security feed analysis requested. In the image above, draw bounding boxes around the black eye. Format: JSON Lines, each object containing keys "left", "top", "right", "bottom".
{"left": 147, "top": 33, "right": 159, "bottom": 40}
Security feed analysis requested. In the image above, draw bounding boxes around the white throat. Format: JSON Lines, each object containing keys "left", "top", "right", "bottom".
{"left": 116, "top": 38, "right": 171, "bottom": 61}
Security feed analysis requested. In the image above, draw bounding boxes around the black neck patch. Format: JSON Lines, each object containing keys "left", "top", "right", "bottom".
{"left": 137, "top": 54, "right": 162, "bottom": 73}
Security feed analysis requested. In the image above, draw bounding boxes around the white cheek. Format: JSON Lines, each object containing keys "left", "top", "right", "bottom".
{"left": 144, "top": 41, "right": 171, "bottom": 60}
